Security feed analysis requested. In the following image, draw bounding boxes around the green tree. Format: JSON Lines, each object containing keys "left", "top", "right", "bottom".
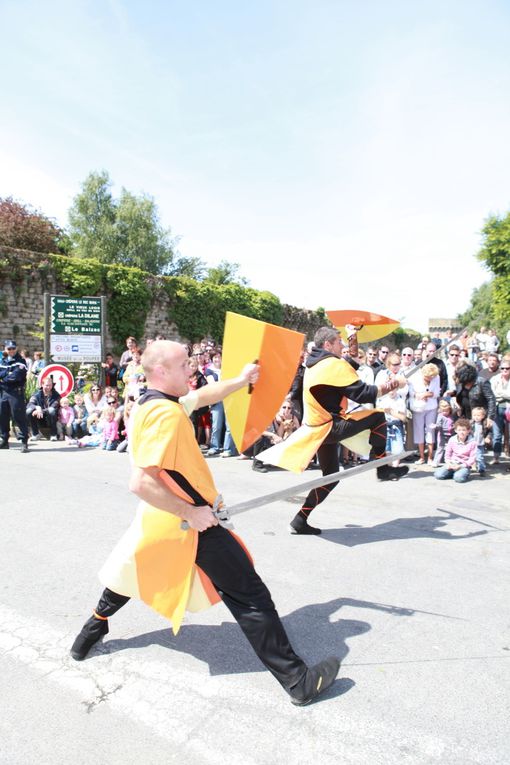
{"left": 476, "top": 212, "right": 510, "bottom": 330}
{"left": 68, "top": 171, "right": 178, "bottom": 274}
{"left": 0, "top": 196, "right": 65, "bottom": 253}
{"left": 68, "top": 171, "right": 117, "bottom": 262}
{"left": 204, "top": 260, "right": 248, "bottom": 286}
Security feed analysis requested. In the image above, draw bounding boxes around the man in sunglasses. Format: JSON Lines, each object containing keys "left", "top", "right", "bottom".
{"left": 445, "top": 345, "right": 462, "bottom": 397}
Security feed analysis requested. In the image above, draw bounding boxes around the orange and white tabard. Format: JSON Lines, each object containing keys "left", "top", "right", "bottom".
{"left": 98, "top": 393, "right": 223, "bottom": 634}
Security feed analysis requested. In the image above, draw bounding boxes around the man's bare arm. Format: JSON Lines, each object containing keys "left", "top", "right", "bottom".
{"left": 129, "top": 465, "right": 217, "bottom": 531}
{"left": 196, "top": 363, "right": 259, "bottom": 408}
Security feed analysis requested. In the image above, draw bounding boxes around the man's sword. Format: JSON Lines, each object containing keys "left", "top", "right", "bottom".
{"left": 182, "top": 450, "right": 414, "bottom": 529}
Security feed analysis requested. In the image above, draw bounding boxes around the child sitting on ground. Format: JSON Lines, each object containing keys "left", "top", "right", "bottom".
{"left": 470, "top": 406, "right": 491, "bottom": 476}
{"left": 57, "top": 397, "right": 75, "bottom": 441}
{"left": 434, "top": 418, "right": 477, "bottom": 483}
{"left": 100, "top": 406, "right": 120, "bottom": 451}
{"left": 72, "top": 393, "right": 88, "bottom": 438}
{"left": 70, "top": 413, "right": 103, "bottom": 448}
{"left": 431, "top": 399, "right": 456, "bottom": 466}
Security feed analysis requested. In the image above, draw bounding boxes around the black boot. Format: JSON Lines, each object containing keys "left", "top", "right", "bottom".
{"left": 70, "top": 615, "right": 109, "bottom": 660}
{"left": 377, "top": 464, "right": 409, "bottom": 481}
{"left": 289, "top": 656, "right": 340, "bottom": 705}
{"left": 290, "top": 513, "right": 322, "bottom": 535}
{"left": 252, "top": 460, "right": 268, "bottom": 473}
{"left": 0, "top": 440, "right": 9, "bottom": 449}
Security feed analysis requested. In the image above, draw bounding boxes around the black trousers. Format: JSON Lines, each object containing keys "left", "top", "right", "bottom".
{"left": 26, "top": 407, "right": 58, "bottom": 437}
{"left": 95, "top": 525, "right": 307, "bottom": 692}
{"left": 299, "top": 410, "right": 387, "bottom": 520}
{"left": 0, "top": 389, "right": 29, "bottom": 443}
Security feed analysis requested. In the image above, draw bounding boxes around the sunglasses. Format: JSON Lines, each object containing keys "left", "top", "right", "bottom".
{"left": 501, "top": 367, "right": 510, "bottom": 370}
{"left": 402, "top": 353, "right": 412, "bottom": 356}
{"left": 449, "top": 353, "right": 459, "bottom": 357}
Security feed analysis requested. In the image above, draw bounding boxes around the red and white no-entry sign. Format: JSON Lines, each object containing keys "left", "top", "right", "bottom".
{"left": 38, "top": 364, "right": 75, "bottom": 398}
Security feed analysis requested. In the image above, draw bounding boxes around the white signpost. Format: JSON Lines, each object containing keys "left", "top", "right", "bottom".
{"left": 50, "top": 334, "right": 102, "bottom": 362}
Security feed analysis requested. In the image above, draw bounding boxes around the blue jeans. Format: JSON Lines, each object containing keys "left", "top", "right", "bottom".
{"left": 492, "top": 404, "right": 508, "bottom": 457}
{"left": 209, "top": 403, "right": 225, "bottom": 452}
{"left": 475, "top": 445, "right": 486, "bottom": 472}
{"left": 434, "top": 466, "right": 471, "bottom": 483}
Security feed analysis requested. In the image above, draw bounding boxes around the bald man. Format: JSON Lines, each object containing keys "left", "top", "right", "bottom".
{"left": 70, "top": 341, "right": 339, "bottom": 705}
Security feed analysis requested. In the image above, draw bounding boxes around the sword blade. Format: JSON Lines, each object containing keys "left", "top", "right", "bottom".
{"left": 225, "top": 450, "right": 414, "bottom": 518}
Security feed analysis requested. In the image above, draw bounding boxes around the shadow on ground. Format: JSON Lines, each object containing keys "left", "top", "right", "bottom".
{"left": 96, "top": 596, "right": 418, "bottom": 698}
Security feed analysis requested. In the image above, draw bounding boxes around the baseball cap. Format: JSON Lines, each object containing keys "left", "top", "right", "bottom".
{"left": 5, "top": 340, "right": 16, "bottom": 349}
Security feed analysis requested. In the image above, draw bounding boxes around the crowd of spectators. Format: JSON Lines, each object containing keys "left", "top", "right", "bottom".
{"left": 3, "top": 327, "right": 510, "bottom": 484}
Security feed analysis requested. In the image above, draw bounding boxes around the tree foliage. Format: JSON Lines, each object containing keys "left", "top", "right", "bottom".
{"left": 0, "top": 197, "right": 65, "bottom": 253}
{"left": 67, "top": 171, "right": 179, "bottom": 274}
{"left": 204, "top": 260, "right": 248, "bottom": 286}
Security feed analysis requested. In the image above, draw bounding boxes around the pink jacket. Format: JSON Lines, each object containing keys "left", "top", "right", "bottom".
{"left": 445, "top": 434, "right": 477, "bottom": 468}
{"left": 101, "top": 420, "right": 119, "bottom": 443}
{"left": 58, "top": 407, "right": 75, "bottom": 425}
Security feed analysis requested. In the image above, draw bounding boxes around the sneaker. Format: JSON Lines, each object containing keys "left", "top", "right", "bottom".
{"left": 50, "top": 435, "right": 58, "bottom": 442}
{"left": 207, "top": 449, "right": 220, "bottom": 457}
{"left": 30, "top": 433, "right": 43, "bottom": 442}
{"left": 290, "top": 514, "right": 322, "bottom": 535}
{"left": 0, "top": 440, "right": 9, "bottom": 450}
{"left": 252, "top": 460, "right": 268, "bottom": 473}
{"left": 220, "top": 451, "right": 232, "bottom": 458}
{"left": 70, "top": 615, "right": 109, "bottom": 661}
{"left": 20, "top": 443, "right": 29, "bottom": 453}
{"left": 377, "top": 465, "right": 409, "bottom": 481}
{"left": 290, "top": 657, "right": 340, "bottom": 706}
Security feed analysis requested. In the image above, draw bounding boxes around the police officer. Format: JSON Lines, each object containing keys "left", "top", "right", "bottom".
{"left": 0, "top": 340, "right": 29, "bottom": 452}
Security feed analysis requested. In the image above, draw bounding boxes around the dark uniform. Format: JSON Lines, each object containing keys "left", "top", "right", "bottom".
{"left": 0, "top": 340, "right": 29, "bottom": 451}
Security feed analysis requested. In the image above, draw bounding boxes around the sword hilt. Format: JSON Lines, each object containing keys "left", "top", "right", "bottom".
{"left": 181, "top": 494, "right": 233, "bottom": 531}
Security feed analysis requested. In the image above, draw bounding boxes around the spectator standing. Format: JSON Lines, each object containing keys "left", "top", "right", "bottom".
{"left": 455, "top": 363, "right": 496, "bottom": 425}
{"left": 27, "top": 377, "right": 61, "bottom": 441}
{"left": 479, "top": 353, "right": 500, "bottom": 382}
{"left": 119, "top": 337, "right": 138, "bottom": 381}
{"left": 431, "top": 399, "right": 456, "bottom": 466}
{"left": 30, "top": 351, "right": 46, "bottom": 379}
{"left": 490, "top": 357, "right": 510, "bottom": 463}
{"left": 444, "top": 345, "right": 462, "bottom": 397}
{"left": 408, "top": 363, "right": 440, "bottom": 464}
{"left": 206, "top": 352, "right": 226, "bottom": 456}
{"left": 101, "top": 353, "right": 119, "bottom": 388}
{"left": 400, "top": 347, "right": 415, "bottom": 373}
{"left": 424, "top": 342, "right": 448, "bottom": 396}
{"left": 0, "top": 339, "right": 29, "bottom": 452}
{"left": 471, "top": 406, "right": 490, "bottom": 475}
{"left": 188, "top": 357, "right": 210, "bottom": 443}
{"left": 366, "top": 347, "right": 380, "bottom": 374}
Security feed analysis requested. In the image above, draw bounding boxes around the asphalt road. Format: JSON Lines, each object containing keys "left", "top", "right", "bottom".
{"left": 1, "top": 442, "right": 509, "bottom": 764}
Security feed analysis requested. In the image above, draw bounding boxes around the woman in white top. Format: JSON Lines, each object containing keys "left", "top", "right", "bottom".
{"left": 408, "top": 363, "right": 440, "bottom": 464}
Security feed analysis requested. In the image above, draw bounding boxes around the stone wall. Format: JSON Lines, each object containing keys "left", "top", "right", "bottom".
{"left": 0, "top": 247, "right": 181, "bottom": 353}
{"left": 0, "top": 248, "right": 326, "bottom": 355}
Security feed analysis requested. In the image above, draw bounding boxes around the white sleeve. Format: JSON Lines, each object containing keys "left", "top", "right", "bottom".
{"left": 179, "top": 390, "right": 199, "bottom": 415}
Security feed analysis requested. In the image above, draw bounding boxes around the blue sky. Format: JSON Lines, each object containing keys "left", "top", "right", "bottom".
{"left": 1, "top": 0, "right": 510, "bottom": 332}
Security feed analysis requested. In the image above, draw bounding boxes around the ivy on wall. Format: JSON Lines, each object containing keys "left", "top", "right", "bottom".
{"left": 0, "top": 247, "right": 328, "bottom": 349}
